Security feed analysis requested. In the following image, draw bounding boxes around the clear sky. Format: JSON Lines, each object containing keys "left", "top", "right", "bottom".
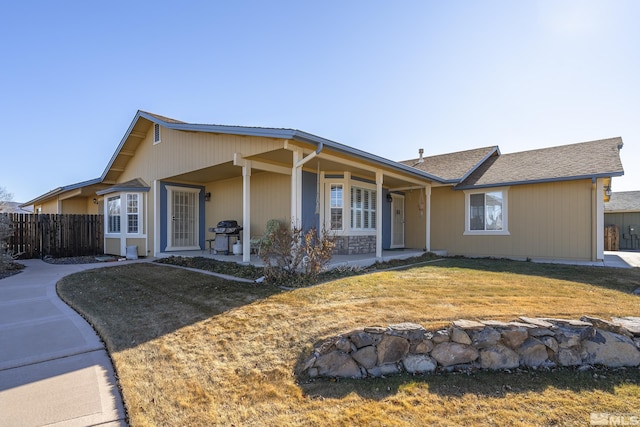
{"left": 1, "top": 1, "right": 638, "bottom": 203}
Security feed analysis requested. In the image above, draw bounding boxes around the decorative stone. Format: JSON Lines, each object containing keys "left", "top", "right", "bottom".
{"left": 432, "top": 330, "right": 450, "bottom": 343}
{"left": 519, "top": 317, "right": 554, "bottom": 328}
{"left": 349, "top": 331, "right": 379, "bottom": 348}
{"left": 555, "top": 327, "right": 587, "bottom": 348}
{"left": 581, "top": 330, "right": 640, "bottom": 367}
{"left": 580, "top": 316, "right": 633, "bottom": 338}
{"left": 403, "top": 354, "right": 437, "bottom": 373}
{"left": 528, "top": 328, "right": 556, "bottom": 337}
{"left": 388, "top": 323, "right": 426, "bottom": 341}
{"left": 542, "top": 318, "right": 593, "bottom": 328}
{"left": 450, "top": 327, "right": 472, "bottom": 345}
{"left": 364, "top": 326, "right": 387, "bottom": 334}
{"left": 540, "top": 336, "right": 559, "bottom": 353}
{"left": 368, "top": 363, "right": 400, "bottom": 378}
{"left": 452, "top": 319, "right": 485, "bottom": 330}
{"left": 411, "top": 339, "right": 434, "bottom": 354}
{"left": 517, "top": 338, "right": 549, "bottom": 367}
{"left": 557, "top": 348, "right": 582, "bottom": 366}
{"left": 479, "top": 344, "right": 520, "bottom": 370}
{"left": 431, "top": 342, "right": 479, "bottom": 367}
{"left": 352, "top": 346, "right": 377, "bottom": 369}
{"left": 302, "top": 356, "right": 317, "bottom": 372}
{"left": 481, "top": 320, "right": 511, "bottom": 328}
{"left": 471, "top": 327, "right": 501, "bottom": 348}
{"left": 315, "top": 351, "right": 362, "bottom": 378}
{"left": 376, "top": 335, "right": 409, "bottom": 365}
{"left": 335, "top": 337, "right": 352, "bottom": 353}
{"left": 612, "top": 317, "right": 640, "bottom": 337}
{"left": 501, "top": 328, "right": 529, "bottom": 349}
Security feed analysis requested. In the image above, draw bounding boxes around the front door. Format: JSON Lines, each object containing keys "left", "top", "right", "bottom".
{"left": 390, "top": 194, "right": 405, "bottom": 248}
{"left": 166, "top": 186, "right": 200, "bottom": 251}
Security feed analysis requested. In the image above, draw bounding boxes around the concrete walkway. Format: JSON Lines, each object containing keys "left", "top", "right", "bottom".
{"left": 0, "top": 259, "right": 128, "bottom": 427}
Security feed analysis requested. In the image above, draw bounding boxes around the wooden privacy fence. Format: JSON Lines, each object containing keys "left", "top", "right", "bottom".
{"left": 604, "top": 224, "right": 619, "bottom": 251}
{"left": 1, "top": 213, "right": 104, "bottom": 258}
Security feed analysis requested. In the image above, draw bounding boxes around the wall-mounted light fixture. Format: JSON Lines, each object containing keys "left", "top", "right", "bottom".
{"left": 605, "top": 185, "right": 612, "bottom": 197}
{"left": 204, "top": 192, "right": 211, "bottom": 202}
{"left": 386, "top": 193, "right": 393, "bottom": 203}
{"left": 93, "top": 198, "right": 99, "bottom": 205}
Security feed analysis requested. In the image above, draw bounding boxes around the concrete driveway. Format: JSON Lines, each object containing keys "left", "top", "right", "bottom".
{"left": 0, "top": 259, "right": 127, "bottom": 427}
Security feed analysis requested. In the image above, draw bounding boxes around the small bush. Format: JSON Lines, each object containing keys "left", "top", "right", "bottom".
{"left": 260, "top": 224, "right": 335, "bottom": 287}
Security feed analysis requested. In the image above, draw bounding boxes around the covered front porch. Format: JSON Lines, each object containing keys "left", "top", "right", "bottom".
{"left": 157, "top": 248, "right": 432, "bottom": 270}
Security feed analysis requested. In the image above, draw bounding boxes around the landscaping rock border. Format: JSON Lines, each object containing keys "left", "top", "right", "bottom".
{"left": 302, "top": 317, "right": 640, "bottom": 379}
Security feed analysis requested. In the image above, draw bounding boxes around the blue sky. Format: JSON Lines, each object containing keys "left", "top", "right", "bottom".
{"left": 1, "top": 1, "right": 638, "bottom": 202}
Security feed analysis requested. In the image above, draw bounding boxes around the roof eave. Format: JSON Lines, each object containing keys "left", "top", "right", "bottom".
{"left": 454, "top": 171, "right": 624, "bottom": 190}
{"left": 20, "top": 177, "right": 103, "bottom": 207}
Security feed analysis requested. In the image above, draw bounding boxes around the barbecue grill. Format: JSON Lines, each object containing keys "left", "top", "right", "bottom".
{"left": 209, "top": 220, "right": 243, "bottom": 255}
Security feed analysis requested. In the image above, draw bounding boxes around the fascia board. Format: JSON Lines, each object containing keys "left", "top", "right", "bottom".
{"left": 454, "top": 172, "right": 624, "bottom": 190}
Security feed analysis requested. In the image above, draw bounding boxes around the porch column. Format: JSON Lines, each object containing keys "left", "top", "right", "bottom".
{"left": 242, "top": 162, "right": 251, "bottom": 263}
{"left": 376, "top": 171, "right": 383, "bottom": 259}
{"left": 425, "top": 186, "right": 431, "bottom": 252}
{"left": 290, "top": 148, "right": 302, "bottom": 227}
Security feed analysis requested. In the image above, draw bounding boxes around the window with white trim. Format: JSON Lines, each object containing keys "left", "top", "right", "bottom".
{"left": 351, "top": 186, "right": 377, "bottom": 230}
{"left": 126, "top": 194, "right": 140, "bottom": 233}
{"left": 465, "top": 188, "right": 508, "bottom": 234}
{"left": 330, "top": 184, "right": 343, "bottom": 230}
{"left": 107, "top": 195, "right": 121, "bottom": 233}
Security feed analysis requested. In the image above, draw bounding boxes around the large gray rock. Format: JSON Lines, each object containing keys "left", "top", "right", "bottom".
{"left": 612, "top": 317, "right": 640, "bottom": 337}
{"left": 432, "top": 329, "right": 450, "bottom": 343}
{"left": 352, "top": 346, "right": 377, "bottom": 369}
{"left": 411, "top": 339, "right": 434, "bottom": 354}
{"left": 376, "top": 335, "right": 410, "bottom": 365}
{"left": 580, "top": 316, "right": 632, "bottom": 338}
{"left": 368, "top": 363, "right": 400, "bottom": 378}
{"left": 557, "top": 348, "right": 582, "bottom": 366}
{"left": 388, "top": 323, "right": 426, "bottom": 341}
{"left": 472, "top": 327, "right": 501, "bottom": 348}
{"left": 501, "top": 328, "right": 529, "bottom": 349}
{"left": 349, "top": 331, "right": 381, "bottom": 348}
{"left": 541, "top": 336, "right": 559, "bottom": 353}
{"left": 403, "top": 354, "right": 437, "bottom": 373}
{"left": 450, "top": 327, "right": 472, "bottom": 345}
{"left": 517, "top": 338, "right": 549, "bottom": 367}
{"left": 452, "top": 319, "right": 485, "bottom": 330}
{"left": 479, "top": 344, "right": 520, "bottom": 370}
{"left": 581, "top": 330, "right": 640, "bottom": 367}
{"left": 335, "top": 337, "right": 353, "bottom": 353}
{"left": 315, "top": 351, "right": 362, "bottom": 378}
{"left": 431, "top": 342, "right": 479, "bottom": 367}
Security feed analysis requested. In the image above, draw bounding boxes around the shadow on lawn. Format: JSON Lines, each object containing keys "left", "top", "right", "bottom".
{"left": 427, "top": 257, "right": 640, "bottom": 294}
{"left": 56, "top": 263, "right": 283, "bottom": 352}
{"left": 299, "top": 366, "right": 640, "bottom": 400}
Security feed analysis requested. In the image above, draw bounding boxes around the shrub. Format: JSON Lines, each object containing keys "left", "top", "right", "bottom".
{"left": 260, "top": 223, "right": 335, "bottom": 287}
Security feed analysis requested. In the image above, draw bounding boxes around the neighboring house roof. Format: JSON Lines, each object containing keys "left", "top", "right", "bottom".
{"left": 399, "top": 146, "right": 499, "bottom": 182}
{"left": 0, "top": 202, "right": 33, "bottom": 213}
{"left": 20, "top": 177, "right": 105, "bottom": 208}
{"left": 456, "top": 137, "right": 624, "bottom": 189}
{"left": 604, "top": 191, "right": 640, "bottom": 213}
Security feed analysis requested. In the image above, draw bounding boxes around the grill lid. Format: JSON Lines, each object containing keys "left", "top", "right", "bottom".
{"left": 216, "top": 220, "right": 238, "bottom": 228}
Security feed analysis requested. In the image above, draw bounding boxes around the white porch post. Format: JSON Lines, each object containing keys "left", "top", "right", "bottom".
{"left": 242, "top": 161, "right": 251, "bottom": 263}
{"left": 425, "top": 186, "right": 432, "bottom": 252}
{"left": 291, "top": 148, "right": 302, "bottom": 227}
{"left": 376, "top": 171, "right": 383, "bottom": 259}
{"left": 153, "top": 180, "right": 161, "bottom": 257}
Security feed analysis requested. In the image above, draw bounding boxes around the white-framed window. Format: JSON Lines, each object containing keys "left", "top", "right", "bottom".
{"left": 351, "top": 186, "right": 376, "bottom": 230}
{"left": 107, "top": 195, "right": 121, "bottom": 233}
{"left": 464, "top": 188, "right": 509, "bottom": 235}
{"left": 126, "top": 194, "right": 140, "bottom": 233}
{"left": 106, "top": 192, "right": 144, "bottom": 235}
{"left": 153, "top": 123, "right": 161, "bottom": 144}
{"left": 330, "top": 184, "right": 343, "bottom": 231}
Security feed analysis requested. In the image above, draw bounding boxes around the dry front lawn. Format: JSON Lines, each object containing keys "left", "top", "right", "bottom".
{"left": 57, "top": 258, "right": 640, "bottom": 426}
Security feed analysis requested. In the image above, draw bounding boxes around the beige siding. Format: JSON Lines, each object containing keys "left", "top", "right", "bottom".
{"left": 118, "top": 128, "right": 283, "bottom": 184}
{"left": 105, "top": 238, "right": 120, "bottom": 256}
{"left": 206, "top": 172, "right": 290, "bottom": 238}
{"left": 431, "top": 180, "right": 594, "bottom": 261}
{"left": 39, "top": 199, "right": 60, "bottom": 214}
{"left": 60, "top": 197, "right": 90, "bottom": 214}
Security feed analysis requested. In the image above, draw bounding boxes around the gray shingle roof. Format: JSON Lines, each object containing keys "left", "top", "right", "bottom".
{"left": 605, "top": 191, "right": 640, "bottom": 212}
{"left": 457, "top": 137, "right": 624, "bottom": 189}
{"left": 399, "top": 146, "right": 498, "bottom": 182}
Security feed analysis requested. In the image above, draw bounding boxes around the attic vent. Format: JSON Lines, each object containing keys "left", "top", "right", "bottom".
{"left": 153, "top": 123, "right": 161, "bottom": 144}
